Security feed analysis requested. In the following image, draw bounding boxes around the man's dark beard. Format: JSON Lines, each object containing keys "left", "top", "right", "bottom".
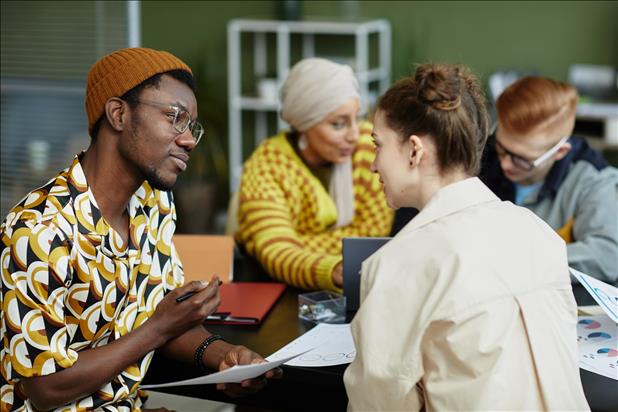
{"left": 143, "top": 165, "right": 174, "bottom": 191}
{"left": 127, "top": 115, "right": 176, "bottom": 191}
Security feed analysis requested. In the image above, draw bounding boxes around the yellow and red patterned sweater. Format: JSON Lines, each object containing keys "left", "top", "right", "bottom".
{"left": 237, "top": 122, "right": 393, "bottom": 291}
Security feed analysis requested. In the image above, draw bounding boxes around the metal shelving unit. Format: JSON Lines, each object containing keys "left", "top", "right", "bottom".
{"left": 227, "top": 18, "right": 391, "bottom": 192}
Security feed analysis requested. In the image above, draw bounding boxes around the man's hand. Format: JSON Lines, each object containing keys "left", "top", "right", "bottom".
{"left": 148, "top": 277, "right": 221, "bottom": 342}
{"left": 215, "top": 345, "right": 283, "bottom": 397}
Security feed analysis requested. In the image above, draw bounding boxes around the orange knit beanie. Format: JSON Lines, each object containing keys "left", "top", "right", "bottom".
{"left": 85, "top": 47, "right": 192, "bottom": 136}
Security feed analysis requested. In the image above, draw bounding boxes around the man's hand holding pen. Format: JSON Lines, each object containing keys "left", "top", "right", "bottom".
{"left": 176, "top": 278, "right": 224, "bottom": 303}
{"left": 149, "top": 275, "right": 283, "bottom": 396}
{"left": 148, "top": 276, "right": 222, "bottom": 342}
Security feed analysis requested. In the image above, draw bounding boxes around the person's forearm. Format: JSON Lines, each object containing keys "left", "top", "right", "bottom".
{"left": 567, "top": 239, "right": 618, "bottom": 283}
{"left": 160, "top": 325, "right": 235, "bottom": 371}
{"left": 258, "top": 238, "right": 340, "bottom": 290}
{"left": 21, "top": 319, "right": 167, "bottom": 411}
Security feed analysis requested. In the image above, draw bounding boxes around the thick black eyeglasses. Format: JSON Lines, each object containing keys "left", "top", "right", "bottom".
{"left": 129, "top": 98, "right": 204, "bottom": 144}
{"left": 495, "top": 136, "right": 568, "bottom": 171}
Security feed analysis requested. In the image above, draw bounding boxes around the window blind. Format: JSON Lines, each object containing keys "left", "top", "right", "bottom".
{"left": 0, "top": 0, "right": 138, "bottom": 218}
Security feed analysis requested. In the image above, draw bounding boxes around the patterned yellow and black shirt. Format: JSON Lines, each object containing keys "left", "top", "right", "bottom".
{"left": 0, "top": 155, "right": 183, "bottom": 412}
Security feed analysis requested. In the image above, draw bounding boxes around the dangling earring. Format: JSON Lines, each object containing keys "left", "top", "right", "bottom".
{"left": 298, "top": 134, "right": 309, "bottom": 151}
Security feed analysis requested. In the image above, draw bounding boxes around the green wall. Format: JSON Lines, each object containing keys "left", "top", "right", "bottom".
{"left": 143, "top": 0, "right": 618, "bottom": 99}
{"left": 142, "top": 0, "right": 618, "bottom": 204}
{"left": 142, "top": 1, "right": 272, "bottom": 182}
{"left": 301, "top": 1, "right": 618, "bottom": 82}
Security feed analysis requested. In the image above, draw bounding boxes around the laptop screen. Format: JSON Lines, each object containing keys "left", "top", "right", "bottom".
{"left": 342, "top": 237, "right": 391, "bottom": 312}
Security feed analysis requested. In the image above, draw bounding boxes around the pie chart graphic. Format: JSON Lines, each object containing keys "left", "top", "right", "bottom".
{"left": 596, "top": 348, "right": 618, "bottom": 357}
{"left": 578, "top": 319, "right": 602, "bottom": 329}
{"left": 587, "top": 332, "right": 612, "bottom": 342}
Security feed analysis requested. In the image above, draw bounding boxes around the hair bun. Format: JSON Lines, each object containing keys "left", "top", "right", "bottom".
{"left": 376, "top": 62, "right": 489, "bottom": 176}
{"left": 433, "top": 96, "right": 461, "bottom": 111}
{"left": 415, "top": 64, "right": 463, "bottom": 111}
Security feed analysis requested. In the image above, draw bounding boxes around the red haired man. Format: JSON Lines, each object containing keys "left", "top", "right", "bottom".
{"left": 481, "top": 76, "right": 618, "bottom": 284}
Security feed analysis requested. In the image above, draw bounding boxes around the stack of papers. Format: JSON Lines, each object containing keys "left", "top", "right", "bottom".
{"left": 571, "top": 268, "right": 618, "bottom": 323}
{"left": 141, "top": 350, "right": 309, "bottom": 388}
{"left": 267, "top": 323, "right": 355, "bottom": 367}
{"left": 577, "top": 315, "right": 618, "bottom": 380}
{"left": 141, "top": 324, "right": 354, "bottom": 389}
{"left": 571, "top": 268, "right": 618, "bottom": 381}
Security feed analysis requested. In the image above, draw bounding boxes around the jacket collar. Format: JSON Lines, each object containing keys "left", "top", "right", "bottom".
{"left": 537, "top": 137, "right": 608, "bottom": 200}
{"left": 397, "top": 177, "right": 499, "bottom": 236}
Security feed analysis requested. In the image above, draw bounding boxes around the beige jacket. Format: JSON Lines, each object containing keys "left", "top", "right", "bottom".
{"left": 344, "top": 177, "right": 589, "bottom": 411}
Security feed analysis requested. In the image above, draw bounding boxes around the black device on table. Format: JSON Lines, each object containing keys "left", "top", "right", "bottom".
{"left": 342, "top": 237, "right": 391, "bottom": 313}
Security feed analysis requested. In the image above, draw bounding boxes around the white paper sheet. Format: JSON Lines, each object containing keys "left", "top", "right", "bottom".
{"left": 141, "top": 350, "right": 306, "bottom": 389}
{"left": 577, "top": 315, "right": 618, "bottom": 380}
{"left": 571, "top": 267, "right": 618, "bottom": 323}
{"left": 266, "top": 323, "right": 355, "bottom": 367}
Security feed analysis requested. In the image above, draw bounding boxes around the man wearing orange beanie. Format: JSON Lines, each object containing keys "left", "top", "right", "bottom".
{"left": 0, "top": 48, "right": 280, "bottom": 412}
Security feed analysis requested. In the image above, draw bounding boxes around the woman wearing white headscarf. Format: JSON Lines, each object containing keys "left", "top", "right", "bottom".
{"left": 236, "top": 58, "right": 393, "bottom": 291}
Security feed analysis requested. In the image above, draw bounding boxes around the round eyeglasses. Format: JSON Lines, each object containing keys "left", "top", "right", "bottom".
{"left": 129, "top": 98, "right": 204, "bottom": 144}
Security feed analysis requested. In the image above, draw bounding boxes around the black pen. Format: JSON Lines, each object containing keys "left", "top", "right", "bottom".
{"left": 176, "top": 279, "right": 223, "bottom": 303}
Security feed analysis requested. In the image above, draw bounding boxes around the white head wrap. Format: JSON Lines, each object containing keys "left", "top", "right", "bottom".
{"left": 280, "top": 58, "right": 360, "bottom": 228}
{"left": 280, "top": 58, "right": 360, "bottom": 132}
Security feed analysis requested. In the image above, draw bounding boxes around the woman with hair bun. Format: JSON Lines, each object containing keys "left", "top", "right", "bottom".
{"left": 344, "top": 63, "right": 588, "bottom": 411}
{"left": 236, "top": 58, "right": 393, "bottom": 291}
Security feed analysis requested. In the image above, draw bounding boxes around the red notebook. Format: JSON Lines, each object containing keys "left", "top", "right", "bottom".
{"left": 205, "top": 282, "right": 286, "bottom": 325}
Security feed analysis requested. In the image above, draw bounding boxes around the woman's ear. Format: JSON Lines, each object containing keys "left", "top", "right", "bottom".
{"left": 104, "top": 97, "right": 127, "bottom": 132}
{"left": 408, "top": 135, "right": 424, "bottom": 167}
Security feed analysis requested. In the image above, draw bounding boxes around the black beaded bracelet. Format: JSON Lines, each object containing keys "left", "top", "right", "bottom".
{"left": 194, "top": 334, "right": 224, "bottom": 373}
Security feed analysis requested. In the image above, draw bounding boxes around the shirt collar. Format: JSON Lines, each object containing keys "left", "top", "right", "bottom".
{"left": 65, "top": 154, "right": 151, "bottom": 257}
{"left": 397, "top": 177, "right": 499, "bottom": 236}
{"left": 537, "top": 151, "right": 572, "bottom": 201}
{"left": 66, "top": 154, "right": 106, "bottom": 235}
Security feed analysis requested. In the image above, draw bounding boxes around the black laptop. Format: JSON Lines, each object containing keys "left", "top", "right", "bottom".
{"left": 342, "top": 237, "right": 391, "bottom": 312}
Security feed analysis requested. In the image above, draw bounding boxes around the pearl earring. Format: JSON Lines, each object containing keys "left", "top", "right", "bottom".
{"left": 298, "top": 135, "right": 309, "bottom": 151}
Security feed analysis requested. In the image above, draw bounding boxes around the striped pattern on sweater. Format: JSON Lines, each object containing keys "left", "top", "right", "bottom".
{"left": 237, "top": 122, "right": 393, "bottom": 291}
